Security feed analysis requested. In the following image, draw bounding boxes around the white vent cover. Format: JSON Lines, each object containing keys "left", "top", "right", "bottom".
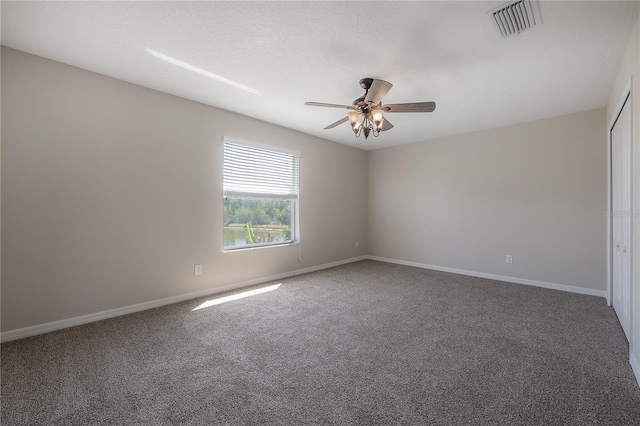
{"left": 491, "top": 0, "right": 541, "bottom": 38}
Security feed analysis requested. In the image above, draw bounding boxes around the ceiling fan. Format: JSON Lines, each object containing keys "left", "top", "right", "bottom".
{"left": 305, "top": 78, "right": 436, "bottom": 140}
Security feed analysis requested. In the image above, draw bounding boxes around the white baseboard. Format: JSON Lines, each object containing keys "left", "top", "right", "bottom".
{"left": 0, "top": 255, "right": 608, "bottom": 343}
{"left": 366, "top": 256, "right": 607, "bottom": 298}
{"left": 631, "top": 352, "right": 640, "bottom": 387}
{"left": 0, "top": 256, "right": 368, "bottom": 343}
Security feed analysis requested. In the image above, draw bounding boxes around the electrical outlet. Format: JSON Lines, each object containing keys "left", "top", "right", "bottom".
{"left": 506, "top": 255, "right": 513, "bottom": 264}
{"left": 194, "top": 264, "right": 203, "bottom": 276}
{"left": 355, "top": 241, "right": 359, "bottom": 248}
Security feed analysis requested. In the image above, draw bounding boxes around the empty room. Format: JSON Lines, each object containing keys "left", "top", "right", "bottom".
{"left": 2, "top": 1, "right": 640, "bottom": 424}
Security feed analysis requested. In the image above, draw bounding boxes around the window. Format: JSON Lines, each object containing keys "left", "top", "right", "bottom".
{"left": 223, "top": 139, "right": 299, "bottom": 250}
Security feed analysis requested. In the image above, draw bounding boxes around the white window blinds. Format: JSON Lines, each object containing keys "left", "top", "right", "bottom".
{"left": 223, "top": 140, "right": 300, "bottom": 199}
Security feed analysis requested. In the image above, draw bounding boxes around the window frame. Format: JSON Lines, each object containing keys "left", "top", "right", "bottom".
{"left": 222, "top": 137, "right": 300, "bottom": 252}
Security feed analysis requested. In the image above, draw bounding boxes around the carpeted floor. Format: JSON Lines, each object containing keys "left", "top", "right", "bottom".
{"left": 2, "top": 260, "right": 639, "bottom": 425}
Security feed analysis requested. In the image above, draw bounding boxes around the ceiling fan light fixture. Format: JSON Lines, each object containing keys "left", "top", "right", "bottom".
{"left": 351, "top": 112, "right": 381, "bottom": 140}
{"left": 371, "top": 109, "right": 385, "bottom": 131}
{"left": 305, "top": 78, "right": 436, "bottom": 141}
{"left": 348, "top": 111, "right": 363, "bottom": 134}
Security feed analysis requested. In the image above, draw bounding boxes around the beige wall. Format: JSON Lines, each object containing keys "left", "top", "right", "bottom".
{"left": 607, "top": 14, "right": 640, "bottom": 379}
{"left": 1, "top": 47, "right": 367, "bottom": 332}
{"left": 367, "top": 108, "right": 607, "bottom": 291}
{"left": 0, "top": 36, "right": 630, "bottom": 347}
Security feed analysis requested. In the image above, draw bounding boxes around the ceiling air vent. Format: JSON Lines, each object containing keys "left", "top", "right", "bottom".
{"left": 491, "top": 0, "right": 541, "bottom": 38}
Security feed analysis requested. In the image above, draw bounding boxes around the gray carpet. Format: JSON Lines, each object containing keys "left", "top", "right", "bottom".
{"left": 2, "top": 260, "right": 639, "bottom": 425}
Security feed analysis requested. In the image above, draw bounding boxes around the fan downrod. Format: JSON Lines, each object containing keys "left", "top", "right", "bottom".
{"left": 353, "top": 78, "right": 375, "bottom": 108}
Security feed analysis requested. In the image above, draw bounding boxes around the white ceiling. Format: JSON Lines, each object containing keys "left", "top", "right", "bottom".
{"left": 2, "top": 1, "right": 638, "bottom": 150}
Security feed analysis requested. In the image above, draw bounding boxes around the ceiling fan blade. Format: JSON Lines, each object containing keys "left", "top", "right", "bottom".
{"left": 324, "top": 116, "right": 349, "bottom": 129}
{"left": 305, "top": 102, "right": 356, "bottom": 109}
{"left": 364, "top": 79, "right": 393, "bottom": 104}
{"left": 383, "top": 102, "right": 436, "bottom": 113}
{"left": 381, "top": 118, "right": 394, "bottom": 131}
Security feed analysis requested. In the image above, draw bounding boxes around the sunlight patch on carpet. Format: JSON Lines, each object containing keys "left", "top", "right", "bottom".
{"left": 192, "top": 284, "right": 281, "bottom": 311}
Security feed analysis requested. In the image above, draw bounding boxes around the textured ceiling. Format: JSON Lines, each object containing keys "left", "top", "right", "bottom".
{"left": 2, "top": 1, "right": 638, "bottom": 150}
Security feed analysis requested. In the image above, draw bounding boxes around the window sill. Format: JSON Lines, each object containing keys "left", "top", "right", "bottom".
{"left": 223, "top": 241, "right": 300, "bottom": 253}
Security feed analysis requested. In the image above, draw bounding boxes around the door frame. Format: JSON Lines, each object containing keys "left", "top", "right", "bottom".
{"left": 607, "top": 77, "right": 632, "bottom": 307}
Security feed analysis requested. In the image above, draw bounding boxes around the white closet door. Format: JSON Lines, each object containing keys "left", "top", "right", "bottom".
{"left": 611, "top": 95, "right": 631, "bottom": 341}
